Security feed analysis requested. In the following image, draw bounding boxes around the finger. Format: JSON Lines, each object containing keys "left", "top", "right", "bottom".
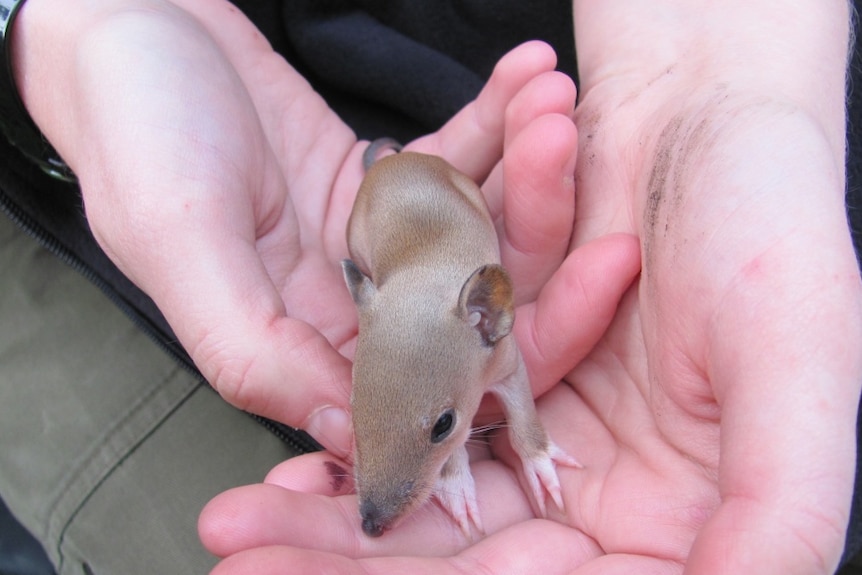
{"left": 192, "top": 278, "right": 354, "bottom": 458}
{"left": 409, "top": 41, "right": 559, "bottom": 182}
{"left": 264, "top": 451, "right": 355, "bottom": 496}
{"left": 515, "top": 234, "right": 641, "bottom": 397}
{"left": 199, "top": 458, "right": 534, "bottom": 559}
{"left": 501, "top": 70, "right": 577, "bottom": 150}
{"left": 569, "top": 554, "right": 682, "bottom": 575}
{"left": 199, "top": 483, "right": 362, "bottom": 558}
{"left": 208, "top": 519, "right": 598, "bottom": 575}
{"left": 200, "top": 484, "right": 466, "bottom": 559}
{"left": 88, "top": 176, "right": 354, "bottom": 458}
{"left": 497, "top": 112, "right": 578, "bottom": 304}
{"left": 481, "top": 70, "right": 578, "bottom": 220}
{"left": 170, "top": 247, "right": 354, "bottom": 457}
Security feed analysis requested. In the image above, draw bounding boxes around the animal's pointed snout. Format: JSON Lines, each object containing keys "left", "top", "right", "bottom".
{"left": 358, "top": 479, "right": 416, "bottom": 537}
{"left": 360, "top": 500, "right": 386, "bottom": 537}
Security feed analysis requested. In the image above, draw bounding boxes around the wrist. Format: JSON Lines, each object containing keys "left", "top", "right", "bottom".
{"left": 573, "top": 0, "right": 850, "bottom": 157}
{"left": 9, "top": 0, "right": 107, "bottom": 177}
{"left": 9, "top": 0, "right": 186, "bottom": 179}
{"left": 0, "top": 0, "right": 73, "bottom": 179}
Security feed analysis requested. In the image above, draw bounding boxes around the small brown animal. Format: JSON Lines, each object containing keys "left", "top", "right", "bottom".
{"left": 342, "top": 139, "right": 580, "bottom": 537}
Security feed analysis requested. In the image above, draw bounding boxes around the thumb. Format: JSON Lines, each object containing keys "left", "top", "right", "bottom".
{"left": 159, "top": 239, "right": 353, "bottom": 458}
{"left": 88, "top": 188, "right": 354, "bottom": 458}
{"left": 515, "top": 233, "right": 641, "bottom": 396}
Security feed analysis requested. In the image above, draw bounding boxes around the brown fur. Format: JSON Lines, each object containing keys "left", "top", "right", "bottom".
{"left": 343, "top": 148, "right": 566, "bottom": 537}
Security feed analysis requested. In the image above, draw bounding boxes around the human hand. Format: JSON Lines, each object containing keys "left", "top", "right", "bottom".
{"left": 13, "top": 2, "right": 636, "bottom": 455}
{"left": 196, "top": 59, "right": 644, "bottom": 574}
{"left": 198, "top": 2, "right": 862, "bottom": 574}
{"left": 565, "top": 1, "right": 862, "bottom": 571}
{"left": 15, "top": 0, "right": 361, "bottom": 455}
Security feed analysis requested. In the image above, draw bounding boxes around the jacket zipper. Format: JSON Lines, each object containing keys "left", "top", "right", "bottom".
{"left": 0, "top": 188, "right": 321, "bottom": 455}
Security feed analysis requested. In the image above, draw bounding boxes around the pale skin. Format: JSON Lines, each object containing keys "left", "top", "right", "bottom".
{"left": 13, "top": 1, "right": 636, "bottom": 458}
{"left": 199, "top": 1, "right": 862, "bottom": 575}
{"left": 12, "top": 1, "right": 862, "bottom": 575}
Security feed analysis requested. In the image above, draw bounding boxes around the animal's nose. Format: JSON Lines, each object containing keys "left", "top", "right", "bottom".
{"left": 358, "top": 480, "right": 415, "bottom": 537}
{"left": 360, "top": 500, "right": 386, "bottom": 537}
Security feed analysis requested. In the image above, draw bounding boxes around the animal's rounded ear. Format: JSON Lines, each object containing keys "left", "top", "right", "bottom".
{"left": 458, "top": 264, "right": 514, "bottom": 346}
{"left": 342, "top": 259, "right": 376, "bottom": 307}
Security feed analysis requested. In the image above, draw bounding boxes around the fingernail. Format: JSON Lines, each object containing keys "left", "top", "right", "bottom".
{"left": 305, "top": 407, "right": 352, "bottom": 458}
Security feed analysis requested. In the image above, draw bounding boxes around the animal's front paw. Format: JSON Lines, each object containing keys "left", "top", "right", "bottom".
{"left": 433, "top": 447, "right": 484, "bottom": 537}
{"left": 521, "top": 440, "right": 582, "bottom": 516}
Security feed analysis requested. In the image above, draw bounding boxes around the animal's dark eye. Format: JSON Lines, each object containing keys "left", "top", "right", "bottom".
{"left": 431, "top": 409, "right": 456, "bottom": 443}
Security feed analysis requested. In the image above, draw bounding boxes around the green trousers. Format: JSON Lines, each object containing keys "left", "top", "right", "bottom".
{"left": 0, "top": 214, "right": 300, "bottom": 574}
